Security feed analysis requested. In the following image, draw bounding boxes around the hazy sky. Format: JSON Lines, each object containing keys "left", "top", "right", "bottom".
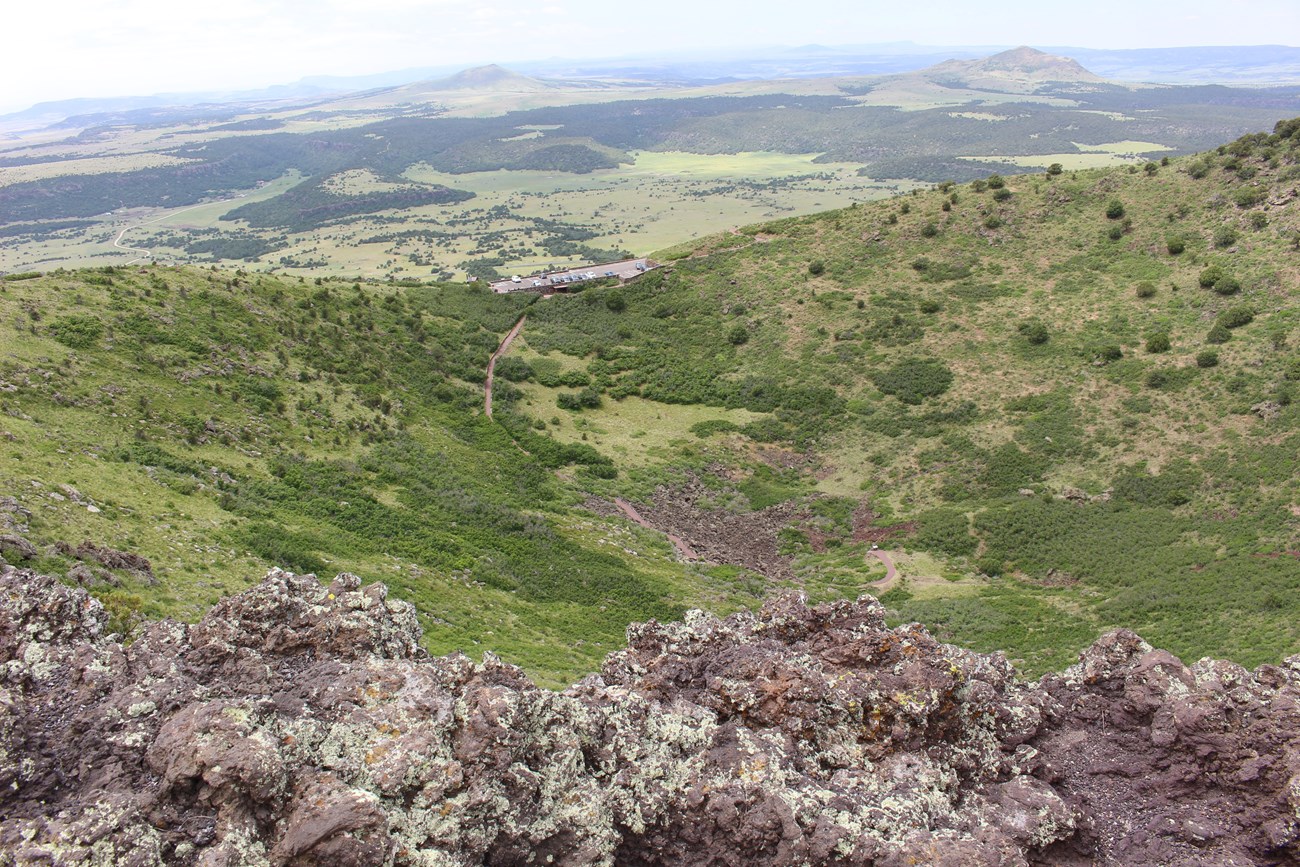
{"left": 4, "top": 0, "right": 1298, "bottom": 112}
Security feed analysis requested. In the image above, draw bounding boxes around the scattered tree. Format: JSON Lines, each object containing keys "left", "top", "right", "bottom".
{"left": 1213, "top": 275, "right": 1241, "bottom": 296}
{"left": 1206, "top": 323, "right": 1232, "bottom": 344}
{"left": 1019, "top": 321, "right": 1050, "bottom": 345}
{"left": 1218, "top": 305, "right": 1255, "bottom": 329}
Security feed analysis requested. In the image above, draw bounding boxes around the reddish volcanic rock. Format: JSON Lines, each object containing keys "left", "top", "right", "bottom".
{"left": 0, "top": 564, "right": 1297, "bottom": 865}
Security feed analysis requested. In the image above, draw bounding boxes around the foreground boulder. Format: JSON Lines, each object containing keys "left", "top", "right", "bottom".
{"left": 0, "top": 565, "right": 1296, "bottom": 865}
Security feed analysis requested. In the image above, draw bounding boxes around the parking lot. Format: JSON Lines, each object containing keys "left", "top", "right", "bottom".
{"left": 490, "top": 258, "right": 656, "bottom": 293}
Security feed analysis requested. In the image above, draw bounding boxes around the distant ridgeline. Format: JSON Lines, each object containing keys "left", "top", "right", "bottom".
{"left": 3, "top": 67, "right": 1299, "bottom": 233}
{"left": 0, "top": 118, "right": 1298, "bottom": 687}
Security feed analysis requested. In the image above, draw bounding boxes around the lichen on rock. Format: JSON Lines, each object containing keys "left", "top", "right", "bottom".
{"left": 0, "top": 566, "right": 1297, "bottom": 865}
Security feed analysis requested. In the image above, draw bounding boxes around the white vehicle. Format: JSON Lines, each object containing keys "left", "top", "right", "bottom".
{"left": 511, "top": 275, "right": 522, "bottom": 283}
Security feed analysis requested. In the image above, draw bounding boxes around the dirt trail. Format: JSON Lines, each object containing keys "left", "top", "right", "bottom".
{"left": 485, "top": 315, "right": 527, "bottom": 418}
{"left": 111, "top": 196, "right": 248, "bottom": 265}
{"left": 868, "top": 549, "right": 899, "bottom": 590}
{"left": 614, "top": 498, "right": 700, "bottom": 560}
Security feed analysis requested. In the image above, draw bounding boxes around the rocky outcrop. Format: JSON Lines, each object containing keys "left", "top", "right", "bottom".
{"left": 0, "top": 565, "right": 1297, "bottom": 866}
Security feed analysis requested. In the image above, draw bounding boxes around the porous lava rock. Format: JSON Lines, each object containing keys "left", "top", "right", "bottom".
{"left": 0, "top": 565, "right": 1297, "bottom": 865}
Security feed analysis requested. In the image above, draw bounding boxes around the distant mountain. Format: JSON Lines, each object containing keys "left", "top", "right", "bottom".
{"left": 920, "top": 46, "right": 1104, "bottom": 87}
{"left": 0, "top": 87, "right": 335, "bottom": 132}
{"left": 424, "top": 64, "right": 558, "bottom": 92}
{"left": 1057, "top": 44, "right": 1300, "bottom": 85}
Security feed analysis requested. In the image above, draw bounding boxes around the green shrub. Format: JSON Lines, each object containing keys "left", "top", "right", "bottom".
{"left": 1206, "top": 323, "right": 1232, "bottom": 344}
{"left": 1019, "top": 321, "right": 1050, "bottom": 345}
{"left": 1198, "top": 265, "right": 1222, "bottom": 288}
{"left": 1214, "top": 226, "right": 1239, "bottom": 248}
{"left": 1108, "top": 225, "right": 1124, "bottom": 240}
{"left": 1112, "top": 460, "right": 1200, "bottom": 506}
{"left": 1146, "top": 333, "right": 1172, "bottom": 353}
{"left": 1213, "top": 275, "right": 1241, "bottom": 296}
{"left": 494, "top": 356, "right": 533, "bottom": 382}
{"left": 1166, "top": 236, "right": 1186, "bottom": 255}
{"left": 1146, "top": 369, "right": 1169, "bottom": 389}
{"left": 1135, "top": 282, "right": 1157, "bottom": 299}
{"left": 1234, "top": 187, "right": 1263, "bottom": 208}
{"left": 1195, "top": 349, "right": 1220, "bottom": 368}
{"left": 987, "top": 174, "right": 1005, "bottom": 189}
{"left": 873, "top": 357, "right": 954, "bottom": 405}
{"left": 558, "top": 369, "right": 591, "bottom": 388}
{"left": 1097, "top": 344, "right": 1123, "bottom": 362}
{"left": 240, "top": 523, "right": 327, "bottom": 574}
{"left": 579, "top": 463, "right": 618, "bottom": 480}
{"left": 921, "top": 223, "right": 939, "bottom": 238}
{"left": 1218, "top": 305, "right": 1255, "bottom": 329}
{"left": 689, "top": 419, "right": 741, "bottom": 438}
{"left": 727, "top": 324, "right": 749, "bottom": 345}
{"left": 993, "top": 188, "right": 1012, "bottom": 202}
{"left": 1046, "top": 163, "right": 1063, "bottom": 176}
{"left": 808, "top": 260, "right": 825, "bottom": 276}
{"left": 915, "top": 508, "right": 977, "bottom": 556}
{"left": 984, "top": 215, "right": 1003, "bottom": 229}
{"left": 1106, "top": 200, "right": 1126, "bottom": 219}
{"left": 47, "top": 315, "right": 103, "bottom": 349}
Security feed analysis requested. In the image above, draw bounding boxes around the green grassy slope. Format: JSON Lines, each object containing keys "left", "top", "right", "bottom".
{"left": 2, "top": 119, "right": 1298, "bottom": 684}
{"left": 508, "top": 119, "right": 1300, "bottom": 672}
{"left": 0, "top": 268, "right": 751, "bottom": 685}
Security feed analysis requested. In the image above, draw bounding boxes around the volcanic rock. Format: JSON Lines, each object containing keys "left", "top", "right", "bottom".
{"left": 0, "top": 566, "right": 1296, "bottom": 865}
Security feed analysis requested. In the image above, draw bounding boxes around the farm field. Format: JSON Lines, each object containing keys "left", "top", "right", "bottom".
{"left": 0, "top": 151, "right": 898, "bottom": 279}
{"left": 3, "top": 48, "right": 1297, "bottom": 281}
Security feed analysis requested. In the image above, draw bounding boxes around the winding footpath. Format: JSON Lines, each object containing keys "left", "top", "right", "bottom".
{"left": 614, "top": 498, "right": 700, "bottom": 560}
{"left": 110, "top": 196, "right": 247, "bottom": 265}
{"left": 868, "top": 548, "right": 899, "bottom": 588}
{"left": 484, "top": 315, "right": 528, "bottom": 418}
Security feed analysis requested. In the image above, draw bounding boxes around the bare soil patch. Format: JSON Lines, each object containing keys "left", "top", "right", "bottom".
{"left": 850, "top": 502, "right": 916, "bottom": 544}
{"left": 587, "top": 477, "right": 808, "bottom": 580}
